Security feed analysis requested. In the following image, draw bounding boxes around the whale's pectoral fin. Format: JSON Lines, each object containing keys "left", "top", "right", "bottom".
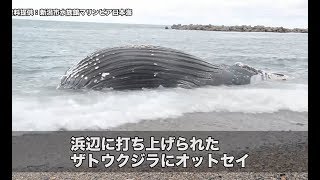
{"left": 234, "top": 62, "right": 289, "bottom": 82}
{"left": 268, "top": 72, "right": 288, "bottom": 80}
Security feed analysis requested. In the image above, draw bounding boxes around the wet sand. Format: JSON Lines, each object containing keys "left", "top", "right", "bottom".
{"left": 111, "top": 111, "right": 308, "bottom": 131}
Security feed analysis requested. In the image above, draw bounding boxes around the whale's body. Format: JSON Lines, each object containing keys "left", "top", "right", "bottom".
{"left": 58, "top": 45, "right": 263, "bottom": 90}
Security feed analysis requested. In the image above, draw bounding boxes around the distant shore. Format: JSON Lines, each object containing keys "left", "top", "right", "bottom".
{"left": 169, "top": 24, "right": 308, "bottom": 33}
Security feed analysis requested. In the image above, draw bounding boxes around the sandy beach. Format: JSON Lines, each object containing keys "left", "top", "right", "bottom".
{"left": 12, "top": 111, "right": 308, "bottom": 179}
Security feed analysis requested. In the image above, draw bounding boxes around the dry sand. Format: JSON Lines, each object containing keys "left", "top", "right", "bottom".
{"left": 12, "top": 172, "right": 307, "bottom": 180}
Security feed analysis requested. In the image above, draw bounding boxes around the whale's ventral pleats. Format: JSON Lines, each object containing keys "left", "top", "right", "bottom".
{"left": 58, "top": 45, "right": 258, "bottom": 90}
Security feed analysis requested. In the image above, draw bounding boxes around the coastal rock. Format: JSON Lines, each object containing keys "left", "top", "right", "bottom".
{"left": 170, "top": 24, "right": 307, "bottom": 33}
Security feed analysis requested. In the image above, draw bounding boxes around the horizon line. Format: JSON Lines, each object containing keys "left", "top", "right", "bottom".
{"left": 12, "top": 17, "right": 168, "bottom": 26}
{"left": 12, "top": 17, "right": 308, "bottom": 29}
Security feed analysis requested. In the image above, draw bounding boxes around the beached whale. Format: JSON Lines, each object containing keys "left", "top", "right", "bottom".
{"left": 58, "top": 45, "right": 287, "bottom": 90}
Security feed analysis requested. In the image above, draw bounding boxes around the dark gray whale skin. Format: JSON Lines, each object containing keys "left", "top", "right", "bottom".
{"left": 58, "top": 45, "right": 259, "bottom": 90}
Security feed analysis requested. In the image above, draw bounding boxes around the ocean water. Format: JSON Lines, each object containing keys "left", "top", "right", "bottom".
{"left": 12, "top": 19, "right": 308, "bottom": 131}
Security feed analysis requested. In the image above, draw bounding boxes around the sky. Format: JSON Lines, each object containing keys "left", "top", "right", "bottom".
{"left": 12, "top": 0, "right": 308, "bottom": 28}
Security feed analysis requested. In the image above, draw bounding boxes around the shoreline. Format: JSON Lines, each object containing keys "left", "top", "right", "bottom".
{"left": 169, "top": 24, "right": 308, "bottom": 33}
{"left": 111, "top": 110, "right": 308, "bottom": 131}
{"left": 11, "top": 110, "right": 308, "bottom": 133}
